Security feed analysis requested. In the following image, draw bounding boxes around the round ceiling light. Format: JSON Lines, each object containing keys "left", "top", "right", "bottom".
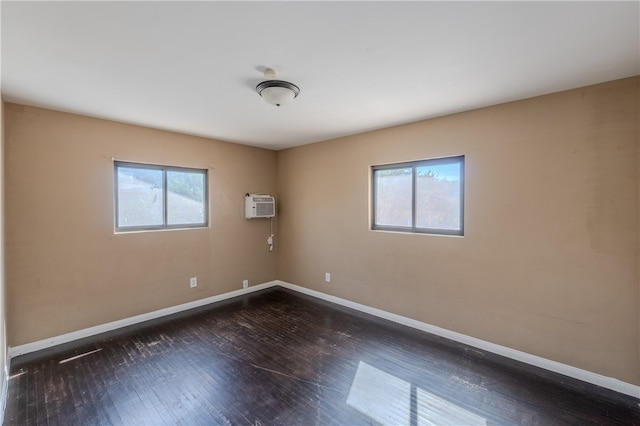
{"left": 256, "top": 68, "right": 300, "bottom": 107}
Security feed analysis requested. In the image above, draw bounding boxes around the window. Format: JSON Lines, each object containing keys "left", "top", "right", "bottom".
{"left": 115, "top": 161, "right": 208, "bottom": 232}
{"left": 372, "top": 155, "right": 464, "bottom": 236}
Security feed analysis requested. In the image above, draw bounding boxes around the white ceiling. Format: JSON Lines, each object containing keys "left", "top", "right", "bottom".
{"left": 2, "top": 1, "right": 639, "bottom": 151}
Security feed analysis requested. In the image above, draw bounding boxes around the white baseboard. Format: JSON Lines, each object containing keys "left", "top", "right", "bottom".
{"left": 8, "top": 281, "right": 279, "bottom": 359}
{"left": 7, "top": 279, "right": 639, "bottom": 399}
{"left": 276, "top": 280, "right": 640, "bottom": 399}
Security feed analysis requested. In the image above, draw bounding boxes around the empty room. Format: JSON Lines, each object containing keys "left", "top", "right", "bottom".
{"left": 0, "top": 1, "right": 639, "bottom": 425}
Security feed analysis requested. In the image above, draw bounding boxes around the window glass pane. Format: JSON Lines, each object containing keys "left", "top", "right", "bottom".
{"left": 117, "top": 167, "right": 163, "bottom": 227}
{"left": 375, "top": 168, "right": 412, "bottom": 227}
{"left": 167, "top": 170, "right": 206, "bottom": 225}
{"left": 415, "top": 162, "right": 461, "bottom": 231}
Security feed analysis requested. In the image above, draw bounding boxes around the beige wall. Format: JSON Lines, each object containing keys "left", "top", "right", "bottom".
{"left": 0, "top": 98, "right": 7, "bottom": 407}
{"left": 277, "top": 77, "right": 639, "bottom": 385}
{"left": 5, "top": 104, "right": 277, "bottom": 346}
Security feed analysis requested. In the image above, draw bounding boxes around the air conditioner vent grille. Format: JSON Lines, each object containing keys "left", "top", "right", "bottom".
{"left": 256, "top": 202, "right": 274, "bottom": 217}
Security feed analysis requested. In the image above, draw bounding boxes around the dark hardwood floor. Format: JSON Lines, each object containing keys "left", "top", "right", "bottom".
{"left": 4, "top": 287, "right": 639, "bottom": 425}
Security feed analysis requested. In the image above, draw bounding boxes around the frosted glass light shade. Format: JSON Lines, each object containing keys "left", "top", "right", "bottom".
{"left": 256, "top": 80, "right": 300, "bottom": 106}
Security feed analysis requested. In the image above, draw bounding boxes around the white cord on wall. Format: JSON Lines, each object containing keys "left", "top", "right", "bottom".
{"left": 268, "top": 217, "right": 274, "bottom": 252}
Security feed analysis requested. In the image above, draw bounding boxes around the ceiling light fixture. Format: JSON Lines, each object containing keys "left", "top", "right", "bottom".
{"left": 256, "top": 68, "right": 300, "bottom": 107}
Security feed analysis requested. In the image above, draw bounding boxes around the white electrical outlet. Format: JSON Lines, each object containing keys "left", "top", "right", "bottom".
{"left": 243, "top": 279, "right": 249, "bottom": 289}
{"left": 325, "top": 272, "right": 331, "bottom": 283}
{"left": 190, "top": 277, "right": 197, "bottom": 288}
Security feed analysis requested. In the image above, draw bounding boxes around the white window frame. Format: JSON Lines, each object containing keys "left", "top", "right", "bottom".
{"left": 371, "top": 155, "right": 464, "bottom": 236}
{"left": 114, "top": 161, "right": 209, "bottom": 232}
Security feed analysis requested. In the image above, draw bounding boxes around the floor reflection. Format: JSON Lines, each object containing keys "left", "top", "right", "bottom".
{"left": 347, "top": 361, "right": 487, "bottom": 425}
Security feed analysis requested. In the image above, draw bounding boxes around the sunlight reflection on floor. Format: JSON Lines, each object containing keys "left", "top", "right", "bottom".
{"left": 347, "top": 361, "right": 487, "bottom": 426}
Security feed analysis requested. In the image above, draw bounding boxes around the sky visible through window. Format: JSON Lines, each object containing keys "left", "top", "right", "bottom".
{"left": 116, "top": 163, "right": 207, "bottom": 231}
{"left": 374, "top": 157, "right": 463, "bottom": 234}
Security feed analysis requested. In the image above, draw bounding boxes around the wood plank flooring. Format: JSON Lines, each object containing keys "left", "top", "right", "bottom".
{"left": 4, "top": 287, "right": 639, "bottom": 425}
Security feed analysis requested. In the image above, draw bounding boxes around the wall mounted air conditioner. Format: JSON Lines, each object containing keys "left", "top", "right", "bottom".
{"left": 245, "top": 194, "right": 276, "bottom": 219}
